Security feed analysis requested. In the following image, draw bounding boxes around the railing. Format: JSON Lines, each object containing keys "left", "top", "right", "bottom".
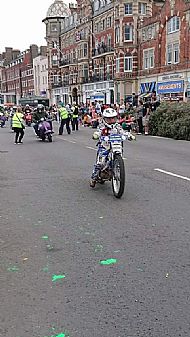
{"left": 92, "top": 45, "right": 114, "bottom": 57}
{"left": 81, "top": 77, "right": 89, "bottom": 84}
{"left": 51, "top": 82, "right": 62, "bottom": 88}
{"left": 89, "top": 74, "right": 113, "bottom": 82}
{"left": 59, "top": 59, "right": 77, "bottom": 66}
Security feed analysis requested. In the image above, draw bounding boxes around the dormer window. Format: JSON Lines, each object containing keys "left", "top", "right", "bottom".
{"left": 167, "top": 16, "right": 180, "bottom": 34}
{"left": 51, "top": 23, "right": 57, "bottom": 32}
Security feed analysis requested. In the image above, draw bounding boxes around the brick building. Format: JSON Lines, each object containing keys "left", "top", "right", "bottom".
{"left": 44, "top": 0, "right": 190, "bottom": 105}
{"left": 1, "top": 45, "right": 47, "bottom": 105}
{"left": 138, "top": 0, "right": 190, "bottom": 101}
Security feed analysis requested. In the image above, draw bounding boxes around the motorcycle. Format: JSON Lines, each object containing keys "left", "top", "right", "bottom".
{"left": 92, "top": 133, "right": 126, "bottom": 198}
{"left": 25, "top": 113, "right": 32, "bottom": 127}
{"left": 37, "top": 118, "right": 53, "bottom": 142}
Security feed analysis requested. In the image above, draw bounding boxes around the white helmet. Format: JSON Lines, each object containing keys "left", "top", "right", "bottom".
{"left": 102, "top": 108, "right": 118, "bottom": 128}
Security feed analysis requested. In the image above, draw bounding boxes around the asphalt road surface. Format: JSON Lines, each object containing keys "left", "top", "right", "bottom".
{"left": 0, "top": 123, "right": 190, "bottom": 337}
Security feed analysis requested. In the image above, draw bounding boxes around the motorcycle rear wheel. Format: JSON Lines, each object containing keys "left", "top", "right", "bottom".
{"left": 112, "top": 154, "right": 125, "bottom": 198}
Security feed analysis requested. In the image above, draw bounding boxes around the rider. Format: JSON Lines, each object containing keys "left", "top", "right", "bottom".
{"left": 33, "top": 105, "right": 47, "bottom": 136}
{"left": 90, "top": 107, "right": 134, "bottom": 187}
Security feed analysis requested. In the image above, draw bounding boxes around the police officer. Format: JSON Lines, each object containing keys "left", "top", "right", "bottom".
{"left": 71, "top": 103, "right": 79, "bottom": 131}
{"left": 58, "top": 105, "right": 71, "bottom": 135}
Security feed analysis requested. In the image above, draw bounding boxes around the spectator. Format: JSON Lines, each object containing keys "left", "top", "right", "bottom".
{"left": 136, "top": 100, "right": 144, "bottom": 134}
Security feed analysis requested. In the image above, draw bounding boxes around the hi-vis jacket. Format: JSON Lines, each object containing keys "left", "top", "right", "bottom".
{"left": 12, "top": 112, "right": 24, "bottom": 128}
{"left": 59, "top": 107, "right": 69, "bottom": 119}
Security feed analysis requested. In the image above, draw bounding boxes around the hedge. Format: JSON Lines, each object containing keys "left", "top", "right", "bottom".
{"left": 149, "top": 102, "right": 190, "bottom": 141}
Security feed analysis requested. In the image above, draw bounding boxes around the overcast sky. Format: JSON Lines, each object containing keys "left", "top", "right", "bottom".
{"left": 0, "top": 0, "right": 69, "bottom": 53}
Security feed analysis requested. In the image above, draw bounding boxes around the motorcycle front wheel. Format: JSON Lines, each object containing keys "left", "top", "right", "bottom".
{"left": 112, "top": 154, "right": 125, "bottom": 198}
{"left": 48, "top": 133, "right": 53, "bottom": 142}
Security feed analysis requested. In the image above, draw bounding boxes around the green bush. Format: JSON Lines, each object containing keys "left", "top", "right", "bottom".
{"left": 149, "top": 102, "right": 190, "bottom": 140}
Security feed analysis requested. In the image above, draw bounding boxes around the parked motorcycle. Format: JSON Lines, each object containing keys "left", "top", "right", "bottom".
{"left": 38, "top": 118, "right": 53, "bottom": 142}
{"left": 93, "top": 133, "right": 126, "bottom": 198}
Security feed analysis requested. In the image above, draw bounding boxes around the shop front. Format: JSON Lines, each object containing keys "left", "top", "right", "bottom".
{"left": 82, "top": 80, "right": 114, "bottom": 105}
{"left": 157, "top": 80, "right": 184, "bottom": 101}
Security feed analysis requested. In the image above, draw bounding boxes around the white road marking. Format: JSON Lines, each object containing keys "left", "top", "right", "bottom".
{"left": 61, "top": 138, "right": 76, "bottom": 144}
{"left": 154, "top": 168, "right": 190, "bottom": 182}
{"left": 67, "top": 140, "right": 76, "bottom": 144}
{"left": 86, "top": 146, "right": 96, "bottom": 151}
{"left": 149, "top": 136, "right": 171, "bottom": 140}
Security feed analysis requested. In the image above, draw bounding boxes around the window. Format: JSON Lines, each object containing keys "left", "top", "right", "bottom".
{"left": 115, "top": 26, "right": 120, "bottom": 43}
{"left": 107, "top": 17, "right": 112, "bottom": 28}
{"left": 139, "top": 3, "right": 147, "bottom": 15}
{"left": 167, "top": 16, "right": 180, "bottom": 34}
{"left": 94, "top": 0, "right": 99, "bottom": 11}
{"left": 124, "top": 25, "right": 133, "bottom": 41}
{"left": 173, "top": 43, "right": 179, "bottom": 63}
{"left": 124, "top": 56, "right": 133, "bottom": 72}
{"left": 143, "top": 48, "right": 154, "bottom": 69}
{"left": 107, "top": 35, "right": 112, "bottom": 49}
{"left": 167, "top": 43, "right": 179, "bottom": 64}
{"left": 116, "top": 58, "right": 120, "bottom": 73}
{"left": 84, "top": 43, "right": 88, "bottom": 57}
{"left": 51, "top": 23, "right": 57, "bottom": 32}
{"left": 124, "top": 3, "right": 133, "bottom": 15}
{"left": 167, "top": 44, "right": 172, "bottom": 64}
{"left": 115, "top": 6, "right": 119, "bottom": 17}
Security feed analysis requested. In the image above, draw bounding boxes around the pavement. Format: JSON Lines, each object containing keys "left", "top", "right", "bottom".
{"left": 0, "top": 123, "right": 190, "bottom": 337}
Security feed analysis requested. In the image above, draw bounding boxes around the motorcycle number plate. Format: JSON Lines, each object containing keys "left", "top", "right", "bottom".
{"left": 112, "top": 144, "right": 122, "bottom": 153}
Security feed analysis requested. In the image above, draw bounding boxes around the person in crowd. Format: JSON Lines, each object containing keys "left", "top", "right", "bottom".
{"left": 83, "top": 112, "right": 92, "bottom": 127}
{"left": 143, "top": 98, "right": 151, "bottom": 135}
{"left": 136, "top": 100, "right": 144, "bottom": 134}
{"left": 71, "top": 102, "right": 79, "bottom": 131}
{"left": 95, "top": 100, "right": 101, "bottom": 114}
{"left": 12, "top": 107, "right": 25, "bottom": 144}
{"left": 58, "top": 105, "right": 71, "bottom": 135}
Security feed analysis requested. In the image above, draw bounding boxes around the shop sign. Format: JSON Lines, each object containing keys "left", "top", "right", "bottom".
{"left": 157, "top": 80, "right": 184, "bottom": 94}
{"left": 160, "top": 73, "right": 183, "bottom": 81}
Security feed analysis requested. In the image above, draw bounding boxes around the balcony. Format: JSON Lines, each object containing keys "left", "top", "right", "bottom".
{"left": 76, "top": 33, "right": 89, "bottom": 43}
{"left": 92, "top": 44, "right": 114, "bottom": 58}
{"left": 88, "top": 73, "right": 113, "bottom": 82}
{"left": 59, "top": 59, "right": 77, "bottom": 67}
{"left": 81, "top": 77, "right": 89, "bottom": 84}
{"left": 52, "top": 82, "right": 62, "bottom": 88}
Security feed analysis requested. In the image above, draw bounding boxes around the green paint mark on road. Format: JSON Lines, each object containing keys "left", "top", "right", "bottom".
{"left": 95, "top": 244, "right": 103, "bottom": 252}
{"left": 42, "top": 235, "right": 49, "bottom": 240}
{"left": 137, "top": 268, "right": 144, "bottom": 272}
{"left": 100, "top": 259, "right": 117, "bottom": 265}
{"left": 7, "top": 266, "right": 19, "bottom": 272}
{"left": 46, "top": 244, "right": 54, "bottom": 251}
{"left": 42, "top": 266, "right": 49, "bottom": 272}
{"left": 52, "top": 274, "right": 66, "bottom": 282}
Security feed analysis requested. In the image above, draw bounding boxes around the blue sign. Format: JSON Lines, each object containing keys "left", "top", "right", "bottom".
{"left": 140, "top": 82, "right": 156, "bottom": 94}
{"left": 157, "top": 80, "right": 184, "bottom": 94}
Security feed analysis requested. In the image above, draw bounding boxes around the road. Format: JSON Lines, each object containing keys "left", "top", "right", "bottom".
{"left": 0, "top": 123, "right": 190, "bottom": 337}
